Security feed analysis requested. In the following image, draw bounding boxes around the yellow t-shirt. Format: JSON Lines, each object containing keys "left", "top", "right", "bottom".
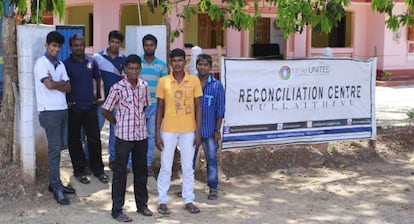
{"left": 156, "top": 73, "right": 202, "bottom": 132}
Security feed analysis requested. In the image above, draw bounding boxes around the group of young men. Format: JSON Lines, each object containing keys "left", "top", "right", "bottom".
{"left": 34, "top": 29, "right": 225, "bottom": 222}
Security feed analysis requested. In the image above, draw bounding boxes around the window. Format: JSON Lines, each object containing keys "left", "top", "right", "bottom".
{"left": 311, "top": 12, "right": 352, "bottom": 48}
{"left": 184, "top": 13, "right": 225, "bottom": 49}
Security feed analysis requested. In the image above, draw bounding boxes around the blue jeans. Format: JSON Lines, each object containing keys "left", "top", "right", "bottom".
{"left": 90, "top": 104, "right": 132, "bottom": 168}
{"left": 145, "top": 105, "right": 156, "bottom": 167}
{"left": 39, "top": 110, "right": 68, "bottom": 191}
{"left": 194, "top": 137, "right": 219, "bottom": 190}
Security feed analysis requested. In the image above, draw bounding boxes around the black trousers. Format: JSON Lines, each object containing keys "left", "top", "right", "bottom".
{"left": 112, "top": 137, "right": 148, "bottom": 216}
{"left": 68, "top": 105, "right": 104, "bottom": 176}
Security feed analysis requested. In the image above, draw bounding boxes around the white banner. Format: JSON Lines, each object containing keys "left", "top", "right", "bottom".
{"left": 221, "top": 57, "right": 377, "bottom": 149}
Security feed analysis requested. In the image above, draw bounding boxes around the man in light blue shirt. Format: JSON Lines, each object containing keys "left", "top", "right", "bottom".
{"left": 140, "top": 34, "right": 168, "bottom": 176}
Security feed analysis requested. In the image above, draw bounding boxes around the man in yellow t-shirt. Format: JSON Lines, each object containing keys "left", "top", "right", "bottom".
{"left": 155, "top": 48, "right": 202, "bottom": 215}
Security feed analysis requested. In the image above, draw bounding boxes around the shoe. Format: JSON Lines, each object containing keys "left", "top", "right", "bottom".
{"left": 53, "top": 190, "right": 70, "bottom": 205}
{"left": 208, "top": 189, "right": 218, "bottom": 200}
{"left": 48, "top": 184, "right": 76, "bottom": 194}
{"left": 75, "top": 174, "right": 90, "bottom": 184}
{"left": 157, "top": 203, "right": 170, "bottom": 215}
{"left": 147, "top": 166, "right": 155, "bottom": 176}
{"left": 113, "top": 213, "right": 132, "bottom": 222}
{"left": 184, "top": 203, "right": 200, "bottom": 214}
{"left": 137, "top": 205, "right": 153, "bottom": 216}
{"left": 95, "top": 173, "right": 109, "bottom": 183}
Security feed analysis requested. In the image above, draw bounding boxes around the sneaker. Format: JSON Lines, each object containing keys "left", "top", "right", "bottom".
{"left": 113, "top": 212, "right": 132, "bottom": 222}
{"left": 184, "top": 203, "right": 200, "bottom": 214}
{"left": 137, "top": 205, "right": 153, "bottom": 216}
{"left": 157, "top": 203, "right": 170, "bottom": 215}
{"left": 208, "top": 189, "right": 218, "bottom": 200}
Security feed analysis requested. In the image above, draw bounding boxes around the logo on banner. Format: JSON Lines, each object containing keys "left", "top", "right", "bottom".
{"left": 279, "top": 66, "right": 291, "bottom": 80}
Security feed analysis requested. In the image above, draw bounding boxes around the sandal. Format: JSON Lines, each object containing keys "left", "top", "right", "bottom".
{"left": 184, "top": 203, "right": 200, "bottom": 214}
{"left": 75, "top": 175, "right": 90, "bottom": 184}
{"left": 208, "top": 190, "right": 218, "bottom": 200}
{"left": 157, "top": 203, "right": 170, "bottom": 215}
{"left": 95, "top": 173, "right": 109, "bottom": 183}
{"left": 113, "top": 213, "right": 132, "bottom": 222}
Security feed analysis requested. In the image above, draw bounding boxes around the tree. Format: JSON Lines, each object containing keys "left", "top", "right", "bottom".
{"left": 0, "top": 0, "right": 64, "bottom": 168}
{"left": 146, "top": 0, "right": 414, "bottom": 40}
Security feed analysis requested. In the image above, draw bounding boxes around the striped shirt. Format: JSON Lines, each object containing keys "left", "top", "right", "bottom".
{"left": 200, "top": 74, "right": 225, "bottom": 138}
{"left": 102, "top": 78, "right": 151, "bottom": 141}
{"left": 140, "top": 55, "right": 168, "bottom": 105}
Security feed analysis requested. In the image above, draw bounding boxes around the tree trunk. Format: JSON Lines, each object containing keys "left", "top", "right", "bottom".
{"left": 0, "top": 16, "right": 18, "bottom": 168}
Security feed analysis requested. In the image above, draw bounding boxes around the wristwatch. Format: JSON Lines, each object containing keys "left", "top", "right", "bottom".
{"left": 215, "top": 129, "right": 220, "bottom": 133}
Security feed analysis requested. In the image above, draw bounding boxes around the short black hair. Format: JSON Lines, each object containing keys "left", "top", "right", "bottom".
{"left": 108, "top": 30, "right": 124, "bottom": 42}
{"left": 142, "top": 34, "right": 157, "bottom": 45}
{"left": 69, "top": 34, "right": 85, "bottom": 46}
{"left": 125, "top": 54, "right": 142, "bottom": 66}
{"left": 46, "top": 31, "right": 64, "bottom": 45}
{"left": 196, "top": 53, "right": 213, "bottom": 66}
{"left": 169, "top": 48, "right": 185, "bottom": 59}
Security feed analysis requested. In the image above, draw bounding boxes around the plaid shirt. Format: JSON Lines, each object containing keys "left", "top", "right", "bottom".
{"left": 102, "top": 78, "right": 150, "bottom": 141}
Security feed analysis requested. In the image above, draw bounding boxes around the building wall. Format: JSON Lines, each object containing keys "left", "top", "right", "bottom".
{"left": 63, "top": 0, "right": 414, "bottom": 72}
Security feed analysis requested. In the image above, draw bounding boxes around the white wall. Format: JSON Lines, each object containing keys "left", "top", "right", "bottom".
{"left": 16, "top": 25, "right": 55, "bottom": 183}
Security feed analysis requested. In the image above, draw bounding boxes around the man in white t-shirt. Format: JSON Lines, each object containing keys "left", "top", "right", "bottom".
{"left": 34, "top": 31, "right": 74, "bottom": 205}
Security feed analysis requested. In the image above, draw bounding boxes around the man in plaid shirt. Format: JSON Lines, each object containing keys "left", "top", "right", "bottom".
{"left": 102, "top": 54, "right": 153, "bottom": 222}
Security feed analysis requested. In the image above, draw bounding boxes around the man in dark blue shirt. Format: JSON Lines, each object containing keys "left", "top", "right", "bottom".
{"left": 64, "top": 34, "right": 109, "bottom": 184}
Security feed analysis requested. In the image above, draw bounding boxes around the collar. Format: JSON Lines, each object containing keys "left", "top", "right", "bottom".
{"left": 69, "top": 54, "right": 87, "bottom": 62}
{"left": 141, "top": 54, "right": 159, "bottom": 65}
{"left": 103, "top": 48, "right": 123, "bottom": 58}
{"left": 198, "top": 73, "right": 215, "bottom": 84}
{"left": 168, "top": 72, "right": 191, "bottom": 83}
{"left": 44, "top": 53, "right": 60, "bottom": 66}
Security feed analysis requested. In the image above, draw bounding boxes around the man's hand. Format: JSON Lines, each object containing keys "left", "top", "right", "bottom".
{"left": 156, "top": 134, "right": 164, "bottom": 151}
{"left": 95, "top": 97, "right": 105, "bottom": 105}
{"left": 194, "top": 132, "right": 201, "bottom": 149}
{"left": 213, "top": 132, "right": 221, "bottom": 142}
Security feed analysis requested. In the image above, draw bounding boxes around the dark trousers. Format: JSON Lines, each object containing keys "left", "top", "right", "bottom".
{"left": 112, "top": 137, "right": 148, "bottom": 216}
{"left": 68, "top": 105, "right": 104, "bottom": 176}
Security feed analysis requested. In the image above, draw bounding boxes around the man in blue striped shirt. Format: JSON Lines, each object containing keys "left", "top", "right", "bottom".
{"left": 140, "top": 34, "right": 168, "bottom": 176}
{"left": 193, "top": 53, "right": 225, "bottom": 200}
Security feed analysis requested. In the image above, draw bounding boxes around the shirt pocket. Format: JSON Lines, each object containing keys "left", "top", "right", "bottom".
{"left": 119, "top": 96, "right": 135, "bottom": 116}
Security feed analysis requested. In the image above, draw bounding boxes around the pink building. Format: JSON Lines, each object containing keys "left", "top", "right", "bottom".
{"left": 61, "top": 0, "right": 414, "bottom": 78}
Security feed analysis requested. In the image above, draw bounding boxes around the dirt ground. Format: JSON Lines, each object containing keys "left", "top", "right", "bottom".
{"left": 1, "top": 126, "right": 414, "bottom": 224}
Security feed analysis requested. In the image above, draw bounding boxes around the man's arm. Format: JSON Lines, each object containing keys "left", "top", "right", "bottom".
{"left": 155, "top": 98, "right": 165, "bottom": 151}
{"left": 102, "top": 108, "right": 116, "bottom": 124}
{"left": 213, "top": 118, "right": 223, "bottom": 142}
{"left": 43, "top": 78, "right": 71, "bottom": 93}
{"left": 214, "top": 82, "right": 226, "bottom": 141}
{"left": 194, "top": 96, "right": 202, "bottom": 148}
{"left": 95, "top": 77, "right": 105, "bottom": 104}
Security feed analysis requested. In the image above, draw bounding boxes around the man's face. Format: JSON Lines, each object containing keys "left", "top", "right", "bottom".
{"left": 170, "top": 56, "right": 186, "bottom": 73}
{"left": 143, "top": 40, "right": 156, "bottom": 56}
{"left": 124, "top": 62, "right": 141, "bottom": 81}
{"left": 45, "top": 42, "right": 62, "bottom": 58}
{"left": 196, "top": 59, "right": 211, "bottom": 76}
{"left": 70, "top": 39, "right": 85, "bottom": 57}
{"left": 108, "top": 38, "right": 122, "bottom": 54}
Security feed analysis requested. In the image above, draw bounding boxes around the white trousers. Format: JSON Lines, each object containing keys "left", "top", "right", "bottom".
{"left": 157, "top": 132, "right": 195, "bottom": 204}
